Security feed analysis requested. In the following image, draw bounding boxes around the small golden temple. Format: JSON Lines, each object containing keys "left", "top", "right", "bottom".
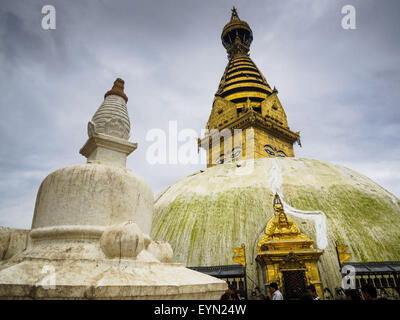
{"left": 257, "top": 194, "right": 324, "bottom": 299}
{"left": 200, "top": 7, "right": 300, "bottom": 167}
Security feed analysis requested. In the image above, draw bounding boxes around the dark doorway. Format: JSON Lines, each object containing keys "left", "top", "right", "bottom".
{"left": 282, "top": 270, "right": 306, "bottom": 300}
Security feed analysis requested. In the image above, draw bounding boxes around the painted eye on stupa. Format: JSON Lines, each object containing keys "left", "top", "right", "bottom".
{"left": 264, "top": 144, "right": 276, "bottom": 156}
{"left": 276, "top": 150, "right": 287, "bottom": 157}
{"left": 231, "top": 146, "right": 242, "bottom": 159}
{"left": 215, "top": 154, "right": 226, "bottom": 164}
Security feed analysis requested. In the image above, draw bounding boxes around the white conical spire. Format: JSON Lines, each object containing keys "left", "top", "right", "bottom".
{"left": 88, "top": 78, "right": 131, "bottom": 140}
{"left": 80, "top": 78, "right": 137, "bottom": 167}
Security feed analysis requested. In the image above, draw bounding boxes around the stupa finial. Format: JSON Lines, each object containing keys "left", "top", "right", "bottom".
{"left": 273, "top": 193, "right": 283, "bottom": 213}
{"left": 80, "top": 78, "right": 137, "bottom": 167}
{"left": 88, "top": 78, "right": 131, "bottom": 140}
{"left": 231, "top": 6, "right": 239, "bottom": 21}
{"left": 221, "top": 7, "right": 253, "bottom": 59}
{"left": 104, "top": 78, "right": 128, "bottom": 102}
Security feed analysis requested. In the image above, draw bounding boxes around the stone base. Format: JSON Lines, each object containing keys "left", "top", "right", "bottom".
{"left": 0, "top": 256, "right": 226, "bottom": 299}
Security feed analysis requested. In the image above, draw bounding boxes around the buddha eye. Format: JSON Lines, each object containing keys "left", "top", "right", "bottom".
{"left": 264, "top": 144, "right": 275, "bottom": 156}
{"left": 231, "top": 146, "right": 242, "bottom": 159}
{"left": 266, "top": 149, "right": 275, "bottom": 156}
{"left": 276, "top": 150, "right": 287, "bottom": 157}
{"left": 216, "top": 154, "right": 226, "bottom": 164}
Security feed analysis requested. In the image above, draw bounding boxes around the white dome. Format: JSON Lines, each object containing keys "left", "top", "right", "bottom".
{"left": 151, "top": 158, "right": 400, "bottom": 292}
{"left": 32, "top": 163, "right": 153, "bottom": 235}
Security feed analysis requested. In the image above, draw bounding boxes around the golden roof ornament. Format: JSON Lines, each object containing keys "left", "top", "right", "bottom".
{"left": 262, "top": 194, "right": 309, "bottom": 242}
{"left": 273, "top": 193, "right": 284, "bottom": 212}
{"left": 230, "top": 6, "right": 240, "bottom": 21}
{"left": 221, "top": 7, "right": 253, "bottom": 59}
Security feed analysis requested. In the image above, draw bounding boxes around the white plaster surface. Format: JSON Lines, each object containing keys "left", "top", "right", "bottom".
{"left": 0, "top": 90, "right": 227, "bottom": 299}
{"left": 31, "top": 163, "right": 154, "bottom": 235}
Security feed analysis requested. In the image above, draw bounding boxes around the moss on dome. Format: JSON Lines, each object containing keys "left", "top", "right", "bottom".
{"left": 151, "top": 158, "right": 400, "bottom": 293}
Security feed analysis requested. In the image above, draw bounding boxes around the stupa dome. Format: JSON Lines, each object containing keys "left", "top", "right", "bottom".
{"left": 151, "top": 158, "right": 400, "bottom": 292}
{"left": 32, "top": 163, "right": 153, "bottom": 235}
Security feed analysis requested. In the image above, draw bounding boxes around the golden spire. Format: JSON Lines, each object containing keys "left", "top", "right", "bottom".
{"left": 217, "top": 8, "right": 271, "bottom": 103}
{"left": 230, "top": 6, "right": 239, "bottom": 21}
{"left": 199, "top": 9, "right": 301, "bottom": 168}
{"left": 273, "top": 193, "right": 284, "bottom": 214}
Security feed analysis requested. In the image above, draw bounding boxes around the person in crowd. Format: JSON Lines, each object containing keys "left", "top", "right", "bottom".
{"left": 268, "top": 282, "right": 284, "bottom": 300}
{"left": 227, "top": 286, "right": 235, "bottom": 297}
{"left": 344, "top": 289, "right": 361, "bottom": 300}
{"left": 306, "top": 284, "right": 321, "bottom": 300}
{"left": 234, "top": 290, "right": 245, "bottom": 300}
{"left": 227, "top": 286, "right": 234, "bottom": 294}
{"left": 361, "top": 284, "right": 377, "bottom": 300}
{"left": 221, "top": 286, "right": 235, "bottom": 300}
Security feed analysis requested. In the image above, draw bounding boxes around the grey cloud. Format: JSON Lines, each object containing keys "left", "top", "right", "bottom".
{"left": 0, "top": 0, "right": 399, "bottom": 228}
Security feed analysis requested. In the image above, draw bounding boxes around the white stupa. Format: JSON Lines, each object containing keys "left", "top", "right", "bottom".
{"left": 0, "top": 78, "right": 226, "bottom": 299}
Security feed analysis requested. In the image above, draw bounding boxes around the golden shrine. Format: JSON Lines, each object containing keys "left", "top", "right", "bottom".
{"left": 256, "top": 194, "right": 324, "bottom": 299}
{"left": 199, "top": 7, "right": 300, "bottom": 167}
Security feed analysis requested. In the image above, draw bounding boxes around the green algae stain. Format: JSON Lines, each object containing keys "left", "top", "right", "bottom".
{"left": 151, "top": 159, "right": 400, "bottom": 294}
{"left": 283, "top": 184, "right": 400, "bottom": 263}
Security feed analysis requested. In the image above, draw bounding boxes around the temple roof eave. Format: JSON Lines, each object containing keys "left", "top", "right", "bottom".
{"left": 200, "top": 110, "right": 300, "bottom": 146}
{"left": 257, "top": 249, "right": 324, "bottom": 257}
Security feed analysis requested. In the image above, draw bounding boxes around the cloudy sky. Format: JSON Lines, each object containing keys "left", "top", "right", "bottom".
{"left": 1, "top": 0, "right": 399, "bottom": 229}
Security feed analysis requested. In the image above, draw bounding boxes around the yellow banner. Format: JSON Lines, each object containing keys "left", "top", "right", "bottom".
{"left": 339, "top": 253, "right": 352, "bottom": 264}
{"left": 233, "top": 247, "right": 245, "bottom": 256}
{"left": 337, "top": 245, "right": 349, "bottom": 253}
{"left": 232, "top": 256, "right": 246, "bottom": 266}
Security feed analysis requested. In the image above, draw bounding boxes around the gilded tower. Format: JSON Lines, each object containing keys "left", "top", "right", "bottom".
{"left": 200, "top": 8, "right": 300, "bottom": 167}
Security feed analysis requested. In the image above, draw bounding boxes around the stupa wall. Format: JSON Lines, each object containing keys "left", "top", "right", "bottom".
{"left": 0, "top": 227, "right": 29, "bottom": 261}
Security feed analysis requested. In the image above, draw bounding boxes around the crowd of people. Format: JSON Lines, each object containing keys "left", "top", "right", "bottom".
{"left": 220, "top": 286, "right": 246, "bottom": 300}
{"left": 220, "top": 283, "right": 386, "bottom": 301}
